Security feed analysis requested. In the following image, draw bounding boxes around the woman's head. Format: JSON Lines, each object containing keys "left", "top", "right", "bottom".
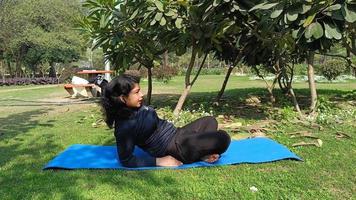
{"left": 101, "top": 73, "right": 143, "bottom": 127}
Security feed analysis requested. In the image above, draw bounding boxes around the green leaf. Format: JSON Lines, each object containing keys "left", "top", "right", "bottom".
{"left": 292, "top": 28, "right": 301, "bottom": 39}
{"left": 303, "top": 14, "right": 316, "bottom": 27}
{"left": 154, "top": 12, "right": 163, "bottom": 21}
{"left": 159, "top": 16, "right": 166, "bottom": 26}
{"left": 258, "top": 2, "right": 279, "bottom": 10}
{"left": 283, "top": 13, "right": 289, "bottom": 24}
{"left": 150, "top": 19, "right": 157, "bottom": 26}
{"left": 172, "top": 13, "right": 178, "bottom": 19}
{"left": 175, "top": 18, "right": 183, "bottom": 29}
{"left": 271, "top": 8, "right": 283, "bottom": 18}
{"left": 213, "top": 0, "right": 221, "bottom": 7}
{"left": 99, "top": 14, "right": 109, "bottom": 28}
{"left": 343, "top": 4, "right": 356, "bottom": 23}
{"left": 324, "top": 4, "right": 341, "bottom": 11}
{"left": 147, "top": 6, "right": 156, "bottom": 11}
{"left": 287, "top": 12, "right": 298, "bottom": 21}
{"left": 233, "top": 4, "right": 240, "bottom": 11}
{"left": 154, "top": 0, "right": 164, "bottom": 12}
{"left": 164, "top": 10, "right": 175, "bottom": 17}
{"left": 301, "top": 4, "right": 312, "bottom": 14}
{"left": 250, "top": 2, "right": 279, "bottom": 12}
{"left": 324, "top": 22, "right": 342, "bottom": 40}
{"left": 305, "top": 25, "right": 313, "bottom": 39}
{"left": 311, "top": 22, "right": 323, "bottom": 39}
{"left": 129, "top": 9, "right": 138, "bottom": 20}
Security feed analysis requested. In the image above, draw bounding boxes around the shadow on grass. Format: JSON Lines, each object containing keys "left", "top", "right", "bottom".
{"left": 0, "top": 97, "right": 100, "bottom": 106}
{"left": 0, "top": 109, "right": 54, "bottom": 142}
{"left": 0, "top": 109, "right": 181, "bottom": 199}
{"left": 148, "top": 87, "right": 355, "bottom": 120}
{"left": 0, "top": 87, "right": 354, "bottom": 199}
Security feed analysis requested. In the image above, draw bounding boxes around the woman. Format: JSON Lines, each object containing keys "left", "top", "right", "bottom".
{"left": 101, "top": 73, "right": 231, "bottom": 168}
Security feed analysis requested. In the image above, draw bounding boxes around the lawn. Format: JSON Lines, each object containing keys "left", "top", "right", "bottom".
{"left": 0, "top": 75, "right": 355, "bottom": 199}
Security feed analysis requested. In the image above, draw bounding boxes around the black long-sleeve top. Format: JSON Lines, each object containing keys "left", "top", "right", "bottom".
{"left": 114, "top": 106, "right": 177, "bottom": 168}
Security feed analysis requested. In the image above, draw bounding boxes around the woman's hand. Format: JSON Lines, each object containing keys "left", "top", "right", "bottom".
{"left": 156, "top": 155, "right": 183, "bottom": 167}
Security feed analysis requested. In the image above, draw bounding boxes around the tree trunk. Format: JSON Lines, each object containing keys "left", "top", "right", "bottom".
{"left": 163, "top": 50, "right": 168, "bottom": 68}
{"left": 307, "top": 52, "right": 317, "bottom": 113}
{"left": 0, "top": 60, "right": 4, "bottom": 82}
{"left": 174, "top": 45, "right": 197, "bottom": 116}
{"left": 352, "top": 33, "right": 355, "bottom": 55}
{"left": 346, "top": 48, "right": 356, "bottom": 76}
{"left": 146, "top": 66, "right": 152, "bottom": 105}
{"left": 207, "top": 54, "right": 210, "bottom": 69}
{"left": 49, "top": 62, "right": 56, "bottom": 78}
{"left": 289, "top": 87, "right": 303, "bottom": 119}
{"left": 173, "top": 85, "right": 192, "bottom": 116}
{"left": 268, "top": 77, "right": 278, "bottom": 103}
{"left": 216, "top": 65, "right": 233, "bottom": 102}
{"left": 15, "top": 59, "right": 21, "bottom": 78}
{"left": 184, "top": 46, "right": 197, "bottom": 87}
{"left": 6, "top": 60, "right": 13, "bottom": 78}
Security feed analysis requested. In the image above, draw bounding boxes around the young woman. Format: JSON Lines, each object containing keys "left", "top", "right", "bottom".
{"left": 101, "top": 73, "right": 231, "bottom": 168}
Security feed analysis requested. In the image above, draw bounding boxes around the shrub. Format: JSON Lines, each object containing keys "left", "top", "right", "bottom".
{"left": 319, "top": 59, "right": 346, "bottom": 81}
{"left": 0, "top": 77, "right": 59, "bottom": 86}
{"left": 139, "top": 65, "right": 178, "bottom": 83}
{"left": 152, "top": 64, "right": 178, "bottom": 83}
{"left": 177, "top": 67, "right": 225, "bottom": 76}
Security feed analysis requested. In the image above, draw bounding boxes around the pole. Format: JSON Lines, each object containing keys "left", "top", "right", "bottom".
{"left": 104, "top": 59, "right": 111, "bottom": 81}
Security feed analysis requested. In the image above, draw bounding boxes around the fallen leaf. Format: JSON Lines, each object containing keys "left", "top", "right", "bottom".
{"left": 292, "top": 139, "right": 323, "bottom": 147}
{"left": 288, "top": 131, "right": 319, "bottom": 139}
{"left": 335, "top": 132, "right": 351, "bottom": 139}
{"left": 231, "top": 133, "right": 251, "bottom": 140}
{"left": 223, "top": 122, "right": 243, "bottom": 128}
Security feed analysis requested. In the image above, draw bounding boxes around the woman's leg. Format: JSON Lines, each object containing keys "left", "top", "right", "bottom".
{"left": 167, "top": 128, "right": 231, "bottom": 163}
{"left": 178, "top": 116, "right": 218, "bottom": 134}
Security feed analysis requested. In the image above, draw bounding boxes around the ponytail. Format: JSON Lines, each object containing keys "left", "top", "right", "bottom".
{"left": 100, "top": 73, "right": 140, "bottom": 128}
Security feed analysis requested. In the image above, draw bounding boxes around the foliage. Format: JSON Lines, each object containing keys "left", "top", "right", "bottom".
{"left": 252, "top": 0, "right": 355, "bottom": 51}
{"left": 0, "top": 0, "right": 85, "bottom": 77}
{"left": 152, "top": 64, "right": 178, "bottom": 83}
{"left": 316, "top": 96, "right": 356, "bottom": 124}
{"left": 177, "top": 67, "right": 225, "bottom": 76}
{"left": 319, "top": 59, "right": 347, "bottom": 81}
{"left": 0, "top": 77, "right": 58, "bottom": 86}
{"left": 268, "top": 106, "right": 299, "bottom": 121}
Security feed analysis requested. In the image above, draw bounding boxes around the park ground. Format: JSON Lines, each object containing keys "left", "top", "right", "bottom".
{"left": 0, "top": 75, "right": 355, "bottom": 199}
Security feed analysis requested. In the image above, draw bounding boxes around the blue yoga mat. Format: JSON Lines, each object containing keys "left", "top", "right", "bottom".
{"left": 44, "top": 138, "right": 302, "bottom": 170}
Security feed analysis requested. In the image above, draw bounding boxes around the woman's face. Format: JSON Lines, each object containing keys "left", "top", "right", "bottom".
{"left": 122, "top": 83, "right": 143, "bottom": 108}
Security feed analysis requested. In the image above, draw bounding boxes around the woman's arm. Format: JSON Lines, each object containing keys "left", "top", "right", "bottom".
{"left": 115, "top": 132, "right": 156, "bottom": 167}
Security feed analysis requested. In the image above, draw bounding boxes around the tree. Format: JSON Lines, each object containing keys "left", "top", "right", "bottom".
{"left": 250, "top": 0, "right": 355, "bottom": 114}
{"left": 80, "top": 0, "right": 178, "bottom": 104}
{"left": 0, "top": 0, "right": 85, "bottom": 78}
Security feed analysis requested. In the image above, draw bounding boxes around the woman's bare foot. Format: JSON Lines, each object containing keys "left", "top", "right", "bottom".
{"left": 201, "top": 154, "right": 220, "bottom": 163}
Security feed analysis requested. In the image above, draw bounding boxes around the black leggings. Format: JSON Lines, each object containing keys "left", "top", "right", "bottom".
{"left": 166, "top": 116, "right": 231, "bottom": 164}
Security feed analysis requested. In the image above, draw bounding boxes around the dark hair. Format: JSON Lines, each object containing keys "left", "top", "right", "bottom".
{"left": 101, "top": 73, "right": 140, "bottom": 128}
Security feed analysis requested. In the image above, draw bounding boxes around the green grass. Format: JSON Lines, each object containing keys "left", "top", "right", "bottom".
{"left": 0, "top": 75, "right": 355, "bottom": 199}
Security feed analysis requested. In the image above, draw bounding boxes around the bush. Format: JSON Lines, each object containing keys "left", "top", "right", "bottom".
{"left": 139, "top": 65, "right": 178, "bottom": 83}
{"left": 319, "top": 59, "right": 346, "bottom": 81}
{"left": 177, "top": 67, "right": 226, "bottom": 76}
{"left": 59, "top": 66, "right": 79, "bottom": 83}
{"left": 152, "top": 64, "right": 178, "bottom": 83}
{"left": 293, "top": 63, "right": 307, "bottom": 75}
{"left": 0, "top": 77, "right": 59, "bottom": 86}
